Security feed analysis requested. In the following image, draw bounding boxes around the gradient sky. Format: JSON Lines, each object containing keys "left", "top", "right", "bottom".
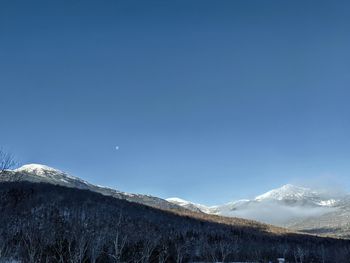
{"left": 1, "top": 0, "right": 350, "bottom": 205}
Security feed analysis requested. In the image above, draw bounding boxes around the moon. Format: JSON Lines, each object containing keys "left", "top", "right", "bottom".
{"left": 115, "top": 146, "right": 119, "bottom": 150}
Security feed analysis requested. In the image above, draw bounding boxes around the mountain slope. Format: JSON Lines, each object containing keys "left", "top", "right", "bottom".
{"left": 1, "top": 164, "right": 188, "bottom": 213}
{"left": 167, "top": 184, "right": 349, "bottom": 236}
{"left": 3, "top": 164, "right": 350, "bottom": 238}
{"left": 166, "top": 197, "right": 212, "bottom": 213}
{"left": 288, "top": 195, "right": 350, "bottom": 238}
{"left": 1, "top": 181, "right": 349, "bottom": 262}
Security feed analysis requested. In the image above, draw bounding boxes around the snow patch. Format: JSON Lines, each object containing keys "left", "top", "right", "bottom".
{"left": 14, "top": 164, "right": 63, "bottom": 177}
{"left": 166, "top": 197, "right": 192, "bottom": 206}
{"left": 254, "top": 184, "right": 316, "bottom": 201}
{"left": 318, "top": 199, "right": 338, "bottom": 206}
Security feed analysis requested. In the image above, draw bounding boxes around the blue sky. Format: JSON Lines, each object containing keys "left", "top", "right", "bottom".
{"left": 1, "top": 0, "right": 350, "bottom": 205}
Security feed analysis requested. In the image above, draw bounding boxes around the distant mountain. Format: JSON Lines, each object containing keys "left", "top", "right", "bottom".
{"left": 1, "top": 164, "right": 188, "bottom": 213}
{"left": 2, "top": 181, "right": 349, "bottom": 262}
{"left": 254, "top": 184, "right": 339, "bottom": 206}
{"left": 167, "top": 184, "right": 350, "bottom": 237}
{"left": 3, "top": 164, "right": 350, "bottom": 237}
{"left": 288, "top": 195, "right": 350, "bottom": 237}
{"left": 6, "top": 164, "right": 350, "bottom": 262}
{"left": 166, "top": 197, "right": 213, "bottom": 213}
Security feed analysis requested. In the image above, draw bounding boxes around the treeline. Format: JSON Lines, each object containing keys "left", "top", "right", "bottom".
{"left": 0, "top": 182, "right": 349, "bottom": 263}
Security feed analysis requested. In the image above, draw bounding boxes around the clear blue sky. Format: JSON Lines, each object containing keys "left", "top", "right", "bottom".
{"left": 1, "top": 0, "right": 350, "bottom": 205}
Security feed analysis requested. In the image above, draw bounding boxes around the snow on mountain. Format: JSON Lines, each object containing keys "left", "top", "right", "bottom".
{"left": 5, "top": 165, "right": 349, "bottom": 236}
{"left": 254, "top": 184, "right": 341, "bottom": 208}
{"left": 14, "top": 164, "right": 62, "bottom": 176}
{"left": 12, "top": 163, "right": 90, "bottom": 187}
{"left": 167, "top": 184, "right": 342, "bottom": 226}
{"left": 2, "top": 164, "right": 189, "bottom": 213}
{"left": 255, "top": 184, "right": 316, "bottom": 201}
{"left": 317, "top": 199, "right": 338, "bottom": 206}
{"left": 166, "top": 197, "right": 191, "bottom": 206}
{"left": 166, "top": 197, "right": 212, "bottom": 213}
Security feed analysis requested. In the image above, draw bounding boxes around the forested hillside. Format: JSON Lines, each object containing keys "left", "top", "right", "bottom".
{"left": 0, "top": 182, "right": 349, "bottom": 263}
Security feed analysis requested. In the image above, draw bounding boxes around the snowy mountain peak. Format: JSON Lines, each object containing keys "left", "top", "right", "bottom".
{"left": 14, "top": 164, "right": 63, "bottom": 176}
{"left": 2, "top": 164, "right": 190, "bottom": 214}
{"left": 12, "top": 163, "right": 90, "bottom": 185}
{"left": 166, "top": 197, "right": 191, "bottom": 206}
{"left": 254, "top": 184, "right": 316, "bottom": 201}
{"left": 166, "top": 197, "right": 212, "bottom": 213}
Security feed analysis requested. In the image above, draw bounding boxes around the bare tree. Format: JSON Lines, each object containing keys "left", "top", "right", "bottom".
{"left": 158, "top": 242, "right": 169, "bottom": 263}
{"left": 89, "top": 234, "right": 104, "bottom": 263}
{"left": 0, "top": 238, "right": 9, "bottom": 260}
{"left": 109, "top": 214, "right": 127, "bottom": 263}
{"left": 22, "top": 231, "right": 43, "bottom": 263}
{"left": 294, "top": 246, "right": 306, "bottom": 263}
{"left": 217, "top": 238, "right": 238, "bottom": 262}
{"left": 206, "top": 239, "right": 233, "bottom": 262}
{"left": 110, "top": 232, "right": 127, "bottom": 263}
{"left": 140, "top": 236, "right": 159, "bottom": 263}
{"left": 67, "top": 233, "right": 89, "bottom": 263}
{"left": 53, "top": 237, "right": 66, "bottom": 263}
{"left": 0, "top": 149, "right": 17, "bottom": 172}
{"left": 174, "top": 241, "right": 187, "bottom": 263}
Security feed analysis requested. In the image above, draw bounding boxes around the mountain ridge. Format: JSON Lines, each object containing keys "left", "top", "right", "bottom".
{"left": 1, "top": 163, "right": 190, "bottom": 214}
{"left": 168, "top": 184, "right": 342, "bottom": 212}
{"left": 3, "top": 163, "right": 350, "bottom": 237}
{"left": 167, "top": 184, "right": 350, "bottom": 237}
{"left": 2, "top": 180, "right": 349, "bottom": 263}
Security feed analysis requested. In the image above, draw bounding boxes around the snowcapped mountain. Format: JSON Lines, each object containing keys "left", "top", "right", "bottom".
{"left": 12, "top": 164, "right": 91, "bottom": 188}
{"left": 1, "top": 164, "right": 189, "bottom": 213}
{"left": 255, "top": 184, "right": 317, "bottom": 201}
{"left": 15, "top": 164, "right": 66, "bottom": 176}
{"left": 166, "top": 197, "right": 212, "bottom": 213}
{"left": 3, "top": 164, "right": 350, "bottom": 237}
{"left": 167, "top": 184, "right": 345, "bottom": 230}
{"left": 254, "top": 184, "right": 340, "bottom": 207}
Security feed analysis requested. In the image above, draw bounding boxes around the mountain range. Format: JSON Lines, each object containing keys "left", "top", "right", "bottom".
{"left": 1, "top": 164, "right": 189, "bottom": 213}
{"left": 2, "top": 163, "right": 350, "bottom": 237}
{"left": 168, "top": 184, "right": 350, "bottom": 237}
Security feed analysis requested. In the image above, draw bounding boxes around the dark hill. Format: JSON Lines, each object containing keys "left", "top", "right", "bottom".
{"left": 0, "top": 182, "right": 349, "bottom": 262}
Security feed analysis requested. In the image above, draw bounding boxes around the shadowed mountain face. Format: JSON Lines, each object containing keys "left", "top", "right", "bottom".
{"left": 1, "top": 164, "right": 188, "bottom": 213}
{"left": 1, "top": 181, "right": 350, "bottom": 263}
{"left": 2, "top": 164, "right": 350, "bottom": 238}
